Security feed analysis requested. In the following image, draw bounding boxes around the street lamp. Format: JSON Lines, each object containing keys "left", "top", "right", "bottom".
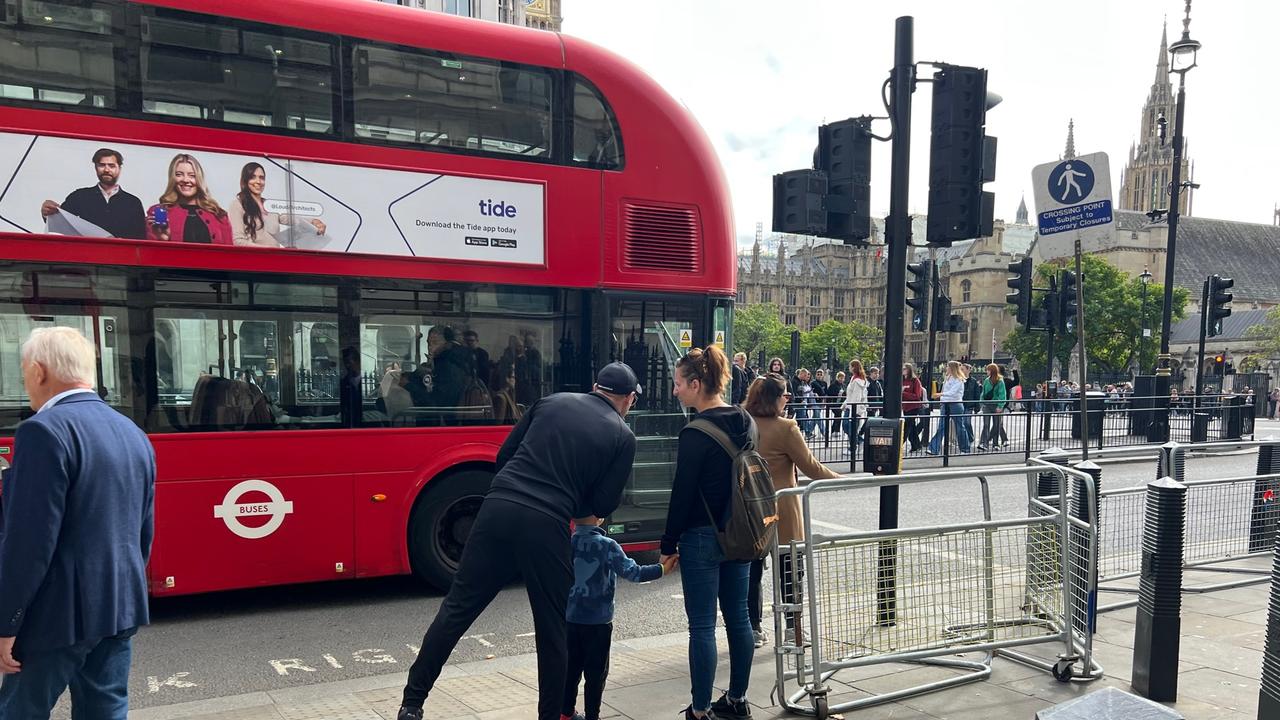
{"left": 1154, "top": 0, "right": 1199, "bottom": 440}
{"left": 1140, "top": 267, "right": 1153, "bottom": 372}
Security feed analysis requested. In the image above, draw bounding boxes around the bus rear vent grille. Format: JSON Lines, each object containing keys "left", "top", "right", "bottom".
{"left": 622, "top": 203, "right": 699, "bottom": 272}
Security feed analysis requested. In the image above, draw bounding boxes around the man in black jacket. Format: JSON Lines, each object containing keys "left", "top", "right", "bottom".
{"left": 39, "top": 148, "right": 146, "bottom": 239}
{"left": 399, "top": 363, "right": 640, "bottom": 720}
{"left": 866, "top": 367, "right": 884, "bottom": 417}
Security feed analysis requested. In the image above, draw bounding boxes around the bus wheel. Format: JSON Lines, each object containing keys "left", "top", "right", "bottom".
{"left": 408, "top": 470, "right": 492, "bottom": 590}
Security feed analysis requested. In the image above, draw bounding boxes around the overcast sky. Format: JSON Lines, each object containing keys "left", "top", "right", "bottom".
{"left": 563, "top": 1, "right": 1277, "bottom": 246}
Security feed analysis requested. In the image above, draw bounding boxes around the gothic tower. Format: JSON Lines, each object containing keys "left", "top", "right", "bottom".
{"left": 1119, "top": 23, "right": 1193, "bottom": 215}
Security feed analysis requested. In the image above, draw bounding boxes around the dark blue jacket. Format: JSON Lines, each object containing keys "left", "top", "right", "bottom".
{"left": 567, "top": 525, "right": 663, "bottom": 625}
{"left": 0, "top": 393, "right": 155, "bottom": 652}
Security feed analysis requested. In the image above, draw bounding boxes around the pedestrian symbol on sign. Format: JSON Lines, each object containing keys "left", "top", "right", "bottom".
{"left": 1048, "top": 159, "right": 1095, "bottom": 204}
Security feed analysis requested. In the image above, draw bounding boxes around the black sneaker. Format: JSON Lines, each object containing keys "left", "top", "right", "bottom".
{"left": 682, "top": 706, "right": 718, "bottom": 720}
{"left": 710, "top": 694, "right": 752, "bottom": 719}
{"left": 397, "top": 707, "right": 424, "bottom": 720}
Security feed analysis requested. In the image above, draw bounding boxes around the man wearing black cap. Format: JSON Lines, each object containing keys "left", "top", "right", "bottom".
{"left": 399, "top": 363, "right": 640, "bottom": 720}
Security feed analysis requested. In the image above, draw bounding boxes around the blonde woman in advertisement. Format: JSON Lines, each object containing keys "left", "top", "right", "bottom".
{"left": 146, "top": 153, "right": 233, "bottom": 245}
{"left": 229, "top": 162, "right": 327, "bottom": 247}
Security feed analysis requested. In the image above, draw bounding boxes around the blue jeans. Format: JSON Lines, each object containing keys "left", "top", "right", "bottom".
{"left": 678, "top": 526, "right": 753, "bottom": 712}
{"left": 0, "top": 629, "right": 135, "bottom": 720}
{"left": 928, "top": 403, "right": 972, "bottom": 454}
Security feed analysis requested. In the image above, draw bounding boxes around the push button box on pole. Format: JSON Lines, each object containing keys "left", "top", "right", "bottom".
{"left": 863, "top": 417, "right": 905, "bottom": 475}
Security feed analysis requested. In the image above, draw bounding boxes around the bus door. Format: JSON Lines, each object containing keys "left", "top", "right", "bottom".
{"left": 147, "top": 276, "right": 352, "bottom": 594}
{"left": 599, "top": 293, "right": 707, "bottom": 546}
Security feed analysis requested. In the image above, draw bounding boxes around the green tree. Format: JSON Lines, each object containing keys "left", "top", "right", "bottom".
{"left": 731, "top": 302, "right": 791, "bottom": 364}
{"left": 1001, "top": 255, "right": 1188, "bottom": 381}
{"left": 799, "top": 319, "right": 884, "bottom": 371}
{"left": 1246, "top": 307, "right": 1280, "bottom": 360}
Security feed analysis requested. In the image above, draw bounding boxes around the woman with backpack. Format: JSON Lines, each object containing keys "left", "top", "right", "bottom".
{"left": 744, "top": 373, "right": 840, "bottom": 647}
{"left": 661, "top": 344, "right": 757, "bottom": 720}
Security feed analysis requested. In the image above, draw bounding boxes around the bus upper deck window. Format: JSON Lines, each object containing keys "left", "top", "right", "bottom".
{"left": 571, "top": 77, "right": 623, "bottom": 170}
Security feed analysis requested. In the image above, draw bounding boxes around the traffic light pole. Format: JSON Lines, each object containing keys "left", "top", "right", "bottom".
{"left": 876, "top": 15, "right": 914, "bottom": 627}
{"left": 1195, "top": 276, "right": 1209, "bottom": 413}
{"left": 925, "top": 258, "right": 939, "bottom": 395}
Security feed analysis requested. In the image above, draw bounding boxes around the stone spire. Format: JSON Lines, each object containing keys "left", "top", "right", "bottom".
{"left": 1154, "top": 20, "right": 1169, "bottom": 87}
{"left": 1016, "top": 195, "right": 1028, "bottom": 225}
{"left": 750, "top": 235, "right": 761, "bottom": 275}
{"left": 776, "top": 241, "right": 787, "bottom": 273}
{"left": 1062, "top": 119, "right": 1076, "bottom": 160}
{"left": 1118, "top": 22, "right": 1190, "bottom": 215}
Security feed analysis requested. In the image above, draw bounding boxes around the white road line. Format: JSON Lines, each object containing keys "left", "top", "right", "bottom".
{"left": 809, "top": 518, "right": 861, "bottom": 533}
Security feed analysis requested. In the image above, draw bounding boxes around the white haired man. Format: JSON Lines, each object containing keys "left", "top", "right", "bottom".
{"left": 0, "top": 327, "right": 155, "bottom": 719}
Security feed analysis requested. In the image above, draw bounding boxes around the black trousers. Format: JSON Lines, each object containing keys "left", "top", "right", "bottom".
{"left": 561, "top": 622, "right": 612, "bottom": 720}
{"left": 402, "top": 499, "right": 572, "bottom": 720}
{"left": 748, "top": 553, "right": 805, "bottom": 634}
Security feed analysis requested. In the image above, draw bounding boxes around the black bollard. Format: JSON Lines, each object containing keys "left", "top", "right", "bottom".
{"left": 1073, "top": 460, "right": 1102, "bottom": 635}
{"left": 1260, "top": 536, "right": 1280, "bottom": 719}
{"left": 1131, "top": 477, "right": 1187, "bottom": 702}
{"left": 1251, "top": 442, "right": 1280, "bottom": 553}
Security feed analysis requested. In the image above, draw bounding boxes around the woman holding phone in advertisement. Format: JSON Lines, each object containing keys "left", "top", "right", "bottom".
{"left": 146, "top": 153, "right": 233, "bottom": 245}
{"left": 229, "top": 162, "right": 327, "bottom": 247}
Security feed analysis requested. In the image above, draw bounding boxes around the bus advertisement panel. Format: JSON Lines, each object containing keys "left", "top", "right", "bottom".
{"left": 0, "top": 133, "right": 547, "bottom": 264}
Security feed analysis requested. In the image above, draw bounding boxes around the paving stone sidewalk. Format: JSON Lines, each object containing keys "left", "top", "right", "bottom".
{"left": 124, "top": 572, "right": 1267, "bottom": 720}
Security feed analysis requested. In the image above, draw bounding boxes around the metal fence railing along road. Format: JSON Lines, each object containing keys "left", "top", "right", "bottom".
{"left": 789, "top": 394, "right": 1258, "bottom": 468}
{"left": 770, "top": 461, "right": 1101, "bottom": 718}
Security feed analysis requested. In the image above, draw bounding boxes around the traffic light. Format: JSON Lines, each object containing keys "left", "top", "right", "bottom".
{"left": 925, "top": 65, "right": 1000, "bottom": 246}
{"left": 932, "top": 294, "right": 952, "bottom": 333}
{"left": 772, "top": 169, "right": 827, "bottom": 235}
{"left": 946, "top": 313, "right": 966, "bottom": 334}
{"left": 1207, "top": 275, "right": 1233, "bottom": 337}
{"left": 1213, "top": 354, "right": 1226, "bottom": 376}
{"left": 1005, "top": 256, "right": 1033, "bottom": 327}
{"left": 816, "top": 117, "right": 872, "bottom": 244}
{"left": 906, "top": 261, "right": 931, "bottom": 332}
{"left": 1058, "top": 270, "right": 1078, "bottom": 334}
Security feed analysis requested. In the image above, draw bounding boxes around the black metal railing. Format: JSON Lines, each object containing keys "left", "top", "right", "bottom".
{"left": 786, "top": 393, "right": 1257, "bottom": 468}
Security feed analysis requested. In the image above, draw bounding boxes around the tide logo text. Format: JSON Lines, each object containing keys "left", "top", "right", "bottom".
{"left": 478, "top": 199, "right": 518, "bottom": 218}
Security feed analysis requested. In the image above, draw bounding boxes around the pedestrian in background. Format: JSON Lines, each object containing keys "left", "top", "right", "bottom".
{"left": 0, "top": 327, "right": 156, "bottom": 719}
{"left": 398, "top": 363, "right": 640, "bottom": 720}
{"left": 743, "top": 373, "right": 840, "bottom": 646}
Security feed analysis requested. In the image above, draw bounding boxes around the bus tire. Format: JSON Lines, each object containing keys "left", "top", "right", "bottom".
{"left": 408, "top": 469, "right": 492, "bottom": 591}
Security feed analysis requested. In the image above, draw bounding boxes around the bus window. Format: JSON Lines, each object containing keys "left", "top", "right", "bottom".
{"left": 571, "top": 76, "right": 623, "bottom": 169}
{"left": 358, "top": 282, "right": 583, "bottom": 427}
{"left": 139, "top": 7, "right": 336, "bottom": 134}
{"left": 151, "top": 275, "right": 340, "bottom": 432}
{"left": 0, "top": 0, "right": 119, "bottom": 109}
{"left": 0, "top": 266, "right": 133, "bottom": 430}
{"left": 352, "top": 43, "right": 552, "bottom": 158}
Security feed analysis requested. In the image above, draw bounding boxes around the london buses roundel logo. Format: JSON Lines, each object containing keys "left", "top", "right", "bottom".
{"left": 213, "top": 480, "right": 295, "bottom": 540}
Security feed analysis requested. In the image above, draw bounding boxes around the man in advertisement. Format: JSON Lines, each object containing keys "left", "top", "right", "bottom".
{"left": 39, "top": 148, "right": 147, "bottom": 240}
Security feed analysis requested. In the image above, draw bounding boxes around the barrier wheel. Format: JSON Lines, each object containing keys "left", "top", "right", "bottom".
{"left": 813, "top": 695, "right": 829, "bottom": 720}
{"left": 1052, "top": 659, "right": 1074, "bottom": 682}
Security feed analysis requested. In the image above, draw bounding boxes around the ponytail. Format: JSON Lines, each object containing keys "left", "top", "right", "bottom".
{"left": 676, "top": 344, "right": 731, "bottom": 397}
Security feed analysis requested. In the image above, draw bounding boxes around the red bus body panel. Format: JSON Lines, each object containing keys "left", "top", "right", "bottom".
{"left": 0, "top": 0, "right": 734, "bottom": 595}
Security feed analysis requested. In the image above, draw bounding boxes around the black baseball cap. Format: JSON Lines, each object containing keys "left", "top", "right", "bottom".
{"left": 596, "top": 362, "right": 642, "bottom": 396}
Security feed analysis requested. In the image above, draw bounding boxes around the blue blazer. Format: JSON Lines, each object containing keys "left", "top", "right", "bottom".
{"left": 0, "top": 393, "right": 155, "bottom": 653}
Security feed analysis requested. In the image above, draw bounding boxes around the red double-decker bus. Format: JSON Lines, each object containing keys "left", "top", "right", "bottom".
{"left": 0, "top": 0, "right": 734, "bottom": 595}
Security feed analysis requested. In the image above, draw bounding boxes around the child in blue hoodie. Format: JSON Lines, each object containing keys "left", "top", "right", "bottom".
{"left": 560, "top": 516, "right": 670, "bottom": 720}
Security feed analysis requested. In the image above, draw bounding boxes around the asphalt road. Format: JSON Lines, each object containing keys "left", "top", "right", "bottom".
{"left": 124, "top": 448, "right": 1262, "bottom": 709}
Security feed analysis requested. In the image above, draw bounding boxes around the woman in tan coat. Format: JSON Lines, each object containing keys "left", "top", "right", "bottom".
{"left": 745, "top": 373, "right": 842, "bottom": 645}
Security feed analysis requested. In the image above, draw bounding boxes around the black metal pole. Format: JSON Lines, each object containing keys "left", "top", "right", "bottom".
{"left": 1074, "top": 239, "right": 1089, "bottom": 461}
{"left": 1195, "top": 277, "right": 1209, "bottom": 413}
{"left": 876, "top": 15, "right": 914, "bottom": 627}
{"left": 1132, "top": 477, "right": 1187, "bottom": 702}
{"left": 1140, "top": 281, "right": 1149, "bottom": 373}
{"left": 925, "top": 259, "right": 938, "bottom": 399}
{"left": 1154, "top": 72, "right": 1190, "bottom": 442}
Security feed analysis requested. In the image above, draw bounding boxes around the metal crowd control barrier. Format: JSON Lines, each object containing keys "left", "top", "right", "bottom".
{"left": 770, "top": 461, "right": 1101, "bottom": 718}
{"left": 1094, "top": 438, "right": 1280, "bottom": 613}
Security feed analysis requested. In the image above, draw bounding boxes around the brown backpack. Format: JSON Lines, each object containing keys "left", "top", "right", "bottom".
{"left": 685, "top": 417, "right": 778, "bottom": 561}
